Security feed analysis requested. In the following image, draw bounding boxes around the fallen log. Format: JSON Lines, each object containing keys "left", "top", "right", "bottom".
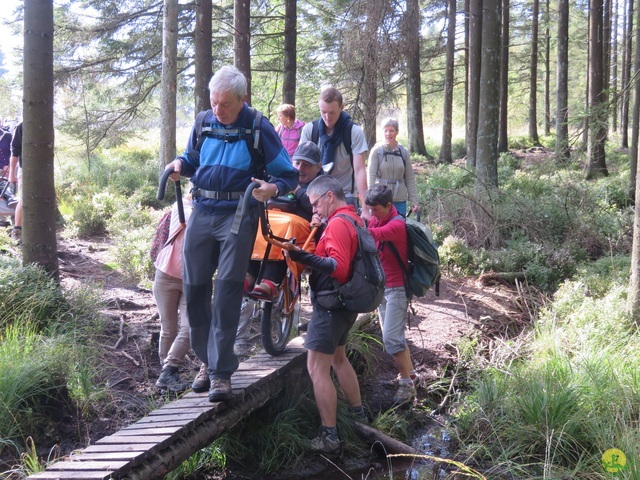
{"left": 351, "top": 421, "right": 421, "bottom": 456}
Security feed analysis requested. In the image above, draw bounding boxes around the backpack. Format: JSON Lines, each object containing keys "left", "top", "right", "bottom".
{"left": 311, "top": 118, "right": 355, "bottom": 193}
{"left": 332, "top": 214, "right": 385, "bottom": 313}
{"left": 386, "top": 215, "right": 441, "bottom": 298}
{"left": 193, "top": 107, "right": 265, "bottom": 177}
{"left": 150, "top": 209, "right": 172, "bottom": 262}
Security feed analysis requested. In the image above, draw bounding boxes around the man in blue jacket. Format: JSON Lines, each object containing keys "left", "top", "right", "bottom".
{"left": 165, "top": 66, "right": 299, "bottom": 402}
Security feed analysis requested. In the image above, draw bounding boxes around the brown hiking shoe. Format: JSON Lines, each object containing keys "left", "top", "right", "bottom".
{"left": 191, "top": 363, "right": 210, "bottom": 393}
{"left": 208, "top": 378, "right": 232, "bottom": 402}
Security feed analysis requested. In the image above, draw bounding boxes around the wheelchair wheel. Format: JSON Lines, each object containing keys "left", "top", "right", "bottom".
{"left": 261, "top": 288, "right": 299, "bottom": 356}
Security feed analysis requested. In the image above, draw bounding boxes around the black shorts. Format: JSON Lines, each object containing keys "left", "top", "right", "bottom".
{"left": 304, "top": 303, "right": 358, "bottom": 354}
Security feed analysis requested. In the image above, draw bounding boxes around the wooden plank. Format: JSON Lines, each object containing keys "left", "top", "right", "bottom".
{"left": 128, "top": 419, "right": 195, "bottom": 428}
{"left": 135, "top": 413, "right": 201, "bottom": 424}
{"left": 96, "top": 435, "right": 170, "bottom": 444}
{"left": 147, "top": 407, "right": 216, "bottom": 416}
{"left": 116, "top": 426, "right": 184, "bottom": 436}
{"left": 82, "top": 444, "right": 156, "bottom": 453}
{"left": 69, "top": 452, "right": 147, "bottom": 461}
{"left": 47, "top": 460, "right": 129, "bottom": 471}
{"left": 27, "top": 471, "right": 115, "bottom": 479}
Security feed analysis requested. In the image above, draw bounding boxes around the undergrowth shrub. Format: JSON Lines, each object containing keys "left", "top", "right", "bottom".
{"left": 0, "top": 258, "right": 67, "bottom": 333}
{"left": 453, "top": 265, "right": 638, "bottom": 477}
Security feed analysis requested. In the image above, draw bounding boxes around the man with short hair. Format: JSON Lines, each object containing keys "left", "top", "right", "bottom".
{"left": 286, "top": 175, "right": 366, "bottom": 455}
{"left": 165, "top": 65, "right": 299, "bottom": 402}
{"left": 300, "top": 88, "right": 370, "bottom": 220}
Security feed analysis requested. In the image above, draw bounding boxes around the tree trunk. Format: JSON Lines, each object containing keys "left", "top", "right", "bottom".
{"left": 22, "top": 0, "right": 59, "bottom": 279}
{"left": 544, "top": 0, "right": 551, "bottom": 135}
{"left": 556, "top": 0, "right": 570, "bottom": 162}
{"left": 282, "top": 0, "right": 297, "bottom": 105}
{"left": 362, "top": 3, "right": 384, "bottom": 149}
{"left": 439, "top": 0, "right": 456, "bottom": 164}
{"left": 630, "top": 0, "right": 640, "bottom": 200}
{"left": 160, "top": 0, "right": 178, "bottom": 171}
{"left": 498, "top": 0, "right": 509, "bottom": 153}
{"left": 628, "top": 0, "right": 640, "bottom": 320}
{"left": 612, "top": 0, "right": 619, "bottom": 133}
{"left": 621, "top": 0, "right": 634, "bottom": 147}
{"left": 529, "top": 0, "right": 540, "bottom": 145}
{"left": 405, "top": 0, "right": 427, "bottom": 156}
{"left": 467, "top": 0, "right": 482, "bottom": 168}
{"left": 475, "top": 0, "right": 500, "bottom": 192}
{"left": 586, "top": 0, "right": 609, "bottom": 179}
{"left": 603, "top": 0, "right": 612, "bottom": 144}
{"left": 234, "top": 0, "right": 251, "bottom": 104}
{"left": 194, "top": 0, "right": 213, "bottom": 113}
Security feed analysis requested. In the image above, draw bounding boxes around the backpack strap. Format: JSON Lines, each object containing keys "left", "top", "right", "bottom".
{"left": 194, "top": 107, "right": 265, "bottom": 179}
{"left": 311, "top": 119, "right": 355, "bottom": 194}
{"left": 382, "top": 215, "right": 412, "bottom": 299}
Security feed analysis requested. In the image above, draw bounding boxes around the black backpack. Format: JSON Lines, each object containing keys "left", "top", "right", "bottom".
{"left": 334, "top": 214, "right": 386, "bottom": 313}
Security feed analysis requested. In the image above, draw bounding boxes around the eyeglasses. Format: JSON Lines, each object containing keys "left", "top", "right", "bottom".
{"left": 311, "top": 191, "right": 329, "bottom": 209}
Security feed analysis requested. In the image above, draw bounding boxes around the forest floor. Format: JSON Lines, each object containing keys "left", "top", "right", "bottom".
{"left": 41, "top": 230, "right": 535, "bottom": 479}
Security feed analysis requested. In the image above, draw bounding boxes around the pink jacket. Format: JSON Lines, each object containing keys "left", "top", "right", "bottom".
{"left": 277, "top": 119, "right": 305, "bottom": 158}
{"left": 154, "top": 201, "right": 192, "bottom": 279}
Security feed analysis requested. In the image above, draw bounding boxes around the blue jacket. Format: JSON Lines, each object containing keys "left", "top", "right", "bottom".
{"left": 179, "top": 104, "right": 299, "bottom": 213}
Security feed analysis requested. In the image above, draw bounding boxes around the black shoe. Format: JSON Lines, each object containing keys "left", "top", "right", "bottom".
{"left": 156, "top": 366, "right": 188, "bottom": 392}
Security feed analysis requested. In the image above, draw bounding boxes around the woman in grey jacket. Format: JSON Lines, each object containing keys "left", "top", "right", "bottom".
{"left": 367, "top": 117, "right": 420, "bottom": 216}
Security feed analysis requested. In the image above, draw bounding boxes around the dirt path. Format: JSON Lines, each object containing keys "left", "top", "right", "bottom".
{"left": 51, "top": 235, "right": 528, "bottom": 470}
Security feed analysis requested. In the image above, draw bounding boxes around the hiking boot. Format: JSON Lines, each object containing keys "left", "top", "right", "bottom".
{"left": 234, "top": 341, "right": 253, "bottom": 356}
{"left": 191, "top": 363, "right": 210, "bottom": 393}
{"left": 383, "top": 371, "right": 420, "bottom": 389}
{"left": 10, "top": 227, "right": 21, "bottom": 243}
{"left": 349, "top": 405, "right": 369, "bottom": 424}
{"left": 393, "top": 380, "right": 417, "bottom": 405}
{"left": 309, "top": 430, "right": 340, "bottom": 455}
{"left": 208, "top": 378, "right": 232, "bottom": 402}
{"left": 250, "top": 280, "right": 278, "bottom": 301}
{"left": 156, "top": 366, "right": 188, "bottom": 392}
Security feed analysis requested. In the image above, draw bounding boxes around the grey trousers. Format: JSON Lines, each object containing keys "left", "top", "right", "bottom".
{"left": 183, "top": 206, "right": 258, "bottom": 379}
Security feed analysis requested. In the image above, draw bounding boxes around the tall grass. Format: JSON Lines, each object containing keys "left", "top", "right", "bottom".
{"left": 454, "top": 257, "right": 640, "bottom": 478}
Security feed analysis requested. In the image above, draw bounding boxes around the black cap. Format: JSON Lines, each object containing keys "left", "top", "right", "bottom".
{"left": 292, "top": 141, "right": 321, "bottom": 165}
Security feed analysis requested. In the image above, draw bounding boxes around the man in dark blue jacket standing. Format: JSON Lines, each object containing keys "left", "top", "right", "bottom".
{"left": 165, "top": 66, "right": 298, "bottom": 402}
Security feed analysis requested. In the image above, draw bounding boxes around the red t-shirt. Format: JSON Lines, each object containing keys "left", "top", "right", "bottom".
{"left": 367, "top": 206, "right": 408, "bottom": 288}
{"left": 314, "top": 205, "right": 360, "bottom": 284}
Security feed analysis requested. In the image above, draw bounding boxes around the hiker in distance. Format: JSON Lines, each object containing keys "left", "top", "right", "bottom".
{"left": 367, "top": 117, "right": 420, "bottom": 216}
{"left": 300, "top": 87, "right": 370, "bottom": 221}
{"left": 165, "top": 65, "right": 298, "bottom": 402}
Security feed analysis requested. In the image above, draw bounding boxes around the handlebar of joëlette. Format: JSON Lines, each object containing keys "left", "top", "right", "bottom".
{"left": 242, "top": 181, "right": 317, "bottom": 252}
{"left": 157, "top": 167, "right": 185, "bottom": 225}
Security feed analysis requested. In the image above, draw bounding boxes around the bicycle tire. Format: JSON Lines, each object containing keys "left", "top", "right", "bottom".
{"left": 261, "top": 289, "right": 298, "bottom": 355}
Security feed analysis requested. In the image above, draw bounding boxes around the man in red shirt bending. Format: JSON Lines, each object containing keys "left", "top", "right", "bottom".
{"left": 287, "top": 175, "right": 366, "bottom": 455}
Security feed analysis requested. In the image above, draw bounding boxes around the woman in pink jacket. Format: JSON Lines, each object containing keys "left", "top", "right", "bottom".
{"left": 276, "top": 104, "right": 305, "bottom": 159}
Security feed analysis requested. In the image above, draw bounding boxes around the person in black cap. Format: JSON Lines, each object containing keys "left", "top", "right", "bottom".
{"left": 249, "top": 141, "right": 324, "bottom": 299}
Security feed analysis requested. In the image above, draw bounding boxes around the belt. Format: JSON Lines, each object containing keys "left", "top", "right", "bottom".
{"left": 193, "top": 189, "right": 242, "bottom": 200}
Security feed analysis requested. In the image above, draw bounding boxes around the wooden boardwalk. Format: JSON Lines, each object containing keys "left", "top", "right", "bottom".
{"left": 27, "top": 337, "right": 308, "bottom": 480}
